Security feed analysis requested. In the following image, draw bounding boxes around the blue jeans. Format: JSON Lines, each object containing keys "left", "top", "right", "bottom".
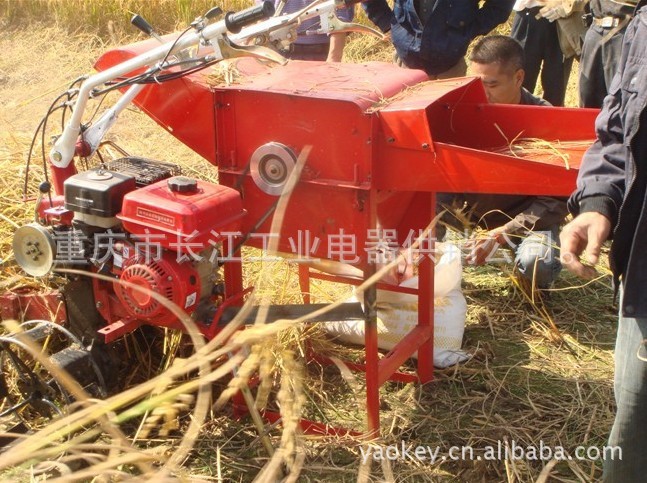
{"left": 604, "top": 297, "right": 647, "bottom": 482}
{"left": 514, "top": 227, "right": 562, "bottom": 290}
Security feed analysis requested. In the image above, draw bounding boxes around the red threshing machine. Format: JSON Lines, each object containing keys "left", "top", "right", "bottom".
{"left": 3, "top": 1, "right": 598, "bottom": 436}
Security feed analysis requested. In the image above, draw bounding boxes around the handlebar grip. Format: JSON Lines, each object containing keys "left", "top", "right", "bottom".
{"left": 131, "top": 14, "right": 155, "bottom": 36}
{"left": 225, "top": 1, "right": 275, "bottom": 34}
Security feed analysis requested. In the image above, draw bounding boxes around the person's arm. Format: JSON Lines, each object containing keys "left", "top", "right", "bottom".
{"left": 465, "top": 197, "right": 568, "bottom": 266}
{"left": 568, "top": 78, "right": 627, "bottom": 224}
{"left": 471, "top": 0, "right": 515, "bottom": 37}
{"left": 560, "top": 13, "right": 637, "bottom": 278}
{"left": 362, "top": 0, "right": 395, "bottom": 33}
{"left": 501, "top": 197, "right": 568, "bottom": 235}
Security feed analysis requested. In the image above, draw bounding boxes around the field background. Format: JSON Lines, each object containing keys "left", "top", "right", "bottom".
{"left": 0, "top": 2, "right": 614, "bottom": 482}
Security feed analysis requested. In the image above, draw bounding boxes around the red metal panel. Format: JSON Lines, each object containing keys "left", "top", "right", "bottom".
{"left": 95, "top": 45, "right": 217, "bottom": 164}
{"left": 427, "top": 100, "right": 599, "bottom": 149}
{"left": 216, "top": 89, "right": 375, "bottom": 182}
{"left": 118, "top": 178, "right": 244, "bottom": 250}
{"left": 374, "top": 80, "right": 597, "bottom": 195}
{"left": 214, "top": 80, "right": 414, "bottom": 267}
{"left": 378, "top": 77, "right": 487, "bottom": 152}
{"left": 219, "top": 173, "right": 372, "bottom": 263}
{"left": 226, "top": 59, "right": 428, "bottom": 110}
{"left": 374, "top": 142, "right": 583, "bottom": 195}
{"left": 0, "top": 291, "right": 66, "bottom": 324}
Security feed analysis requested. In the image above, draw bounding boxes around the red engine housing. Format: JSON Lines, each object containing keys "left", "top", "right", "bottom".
{"left": 118, "top": 177, "right": 245, "bottom": 251}
{"left": 114, "top": 250, "right": 201, "bottom": 327}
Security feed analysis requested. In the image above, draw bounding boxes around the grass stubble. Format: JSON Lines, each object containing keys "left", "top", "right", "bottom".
{"left": 0, "top": 4, "right": 614, "bottom": 482}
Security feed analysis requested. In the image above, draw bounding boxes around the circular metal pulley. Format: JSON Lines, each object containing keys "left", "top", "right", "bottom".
{"left": 12, "top": 223, "right": 57, "bottom": 277}
{"left": 249, "top": 142, "right": 297, "bottom": 196}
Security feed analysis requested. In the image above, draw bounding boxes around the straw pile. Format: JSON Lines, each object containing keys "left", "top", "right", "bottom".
{"left": 492, "top": 136, "right": 593, "bottom": 170}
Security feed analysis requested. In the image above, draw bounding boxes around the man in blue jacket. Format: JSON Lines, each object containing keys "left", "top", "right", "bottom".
{"left": 560, "top": 3, "right": 647, "bottom": 481}
{"left": 362, "top": 0, "right": 514, "bottom": 78}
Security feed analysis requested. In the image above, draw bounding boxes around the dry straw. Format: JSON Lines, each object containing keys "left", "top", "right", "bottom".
{"left": 0, "top": 9, "right": 616, "bottom": 483}
{"left": 492, "top": 136, "right": 592, "bottom": 171}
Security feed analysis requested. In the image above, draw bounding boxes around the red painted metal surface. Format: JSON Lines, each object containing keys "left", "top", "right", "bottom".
{"left": 232, "top": 373, "right": 364, "bottom": 437}
{"left": 261, "top": 409, "right": 363, "bottom": 438}
{"left": 49, "top": 164, "right": 77, "bottom": 198}
{"left": 95, "top": 40, "right": 218, "bottom": 164}
{"left": 36, "top": 195, "right": 74, "bottom": 225}
{"left": 375, "top": 78, "right": 598, "bottom": 194}
{"left": 118, "top": 178, "right": 244, "bottom": 250}
{"left": 0, "top": 290, "right": 66, "bottom": 324}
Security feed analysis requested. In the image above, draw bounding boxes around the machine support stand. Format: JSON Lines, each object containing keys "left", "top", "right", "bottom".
{"left": 363, "top": 264, "right": 380, "bottom": 437}
{"left": 417, "top": 192, "right": 436, "bottom": 384}
{"left": 224, "top": 243, "right": 244, "bottom": 299}
{"left": 298, "top": 264, "right": 311, "bottom": 304}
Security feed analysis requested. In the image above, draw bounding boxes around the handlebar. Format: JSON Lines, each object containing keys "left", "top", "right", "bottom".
{"left": 225, "top": 1, "right": 275, "bottom": 34}
{"left": 48, "top": 0, "right": 348, "bottom": 173}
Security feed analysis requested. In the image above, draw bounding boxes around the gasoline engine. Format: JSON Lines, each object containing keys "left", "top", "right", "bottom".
{"left": 13, "top": 157, "right": 245, "bottom": 341}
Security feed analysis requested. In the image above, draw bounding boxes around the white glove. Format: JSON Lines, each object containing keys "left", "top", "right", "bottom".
{"left": 538, "top": 4, "right": 569, "bottom": 21}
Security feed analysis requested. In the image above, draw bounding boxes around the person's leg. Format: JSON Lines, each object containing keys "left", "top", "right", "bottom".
{"left": 579, "top": 26, "right": 607, "bottom": 108}
{"left": 514, "top": 226, "right": 561, "bottom": 289}
{"left": 539, "top": 19, "right": 568, "bottom": 106}
{"left": 603, "top": 302, "right": 647, "bottom": 482}
{"left": 562, "top": 56, "right": 574, "bottom": 104}
{"left": 511, "top": 10, "right": 542, "bottom": 95}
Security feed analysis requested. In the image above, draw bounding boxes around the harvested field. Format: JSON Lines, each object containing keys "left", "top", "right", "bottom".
{"left": 0, "top": 4, "right": 615, "bottom": 482}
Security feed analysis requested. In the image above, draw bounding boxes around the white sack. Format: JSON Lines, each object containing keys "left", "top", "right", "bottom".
{"left": 323, "top": 244, "right": 469, "bottom": 368}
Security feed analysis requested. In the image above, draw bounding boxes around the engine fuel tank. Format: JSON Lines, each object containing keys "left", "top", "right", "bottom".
{"left": 118, "top": 176, "right": 245, "bottom": 250}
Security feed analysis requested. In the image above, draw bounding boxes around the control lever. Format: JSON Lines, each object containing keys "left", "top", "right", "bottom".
{"left": 131, "top": 14, "right": 165, "bottom": 44}
{"left": 131, "top": 13, "right": 193, "bottom": 63}
{"left": 191, "top": 6, "right": 224, "bottom": 31}
{"left": 312, "top": 0, "right": 384, "bottom": 39}
{"left": 217, "top": 35, "right": 288, "bottom": 65}
{"left": 205, "top": 6, "right": 224, "bottom": 20}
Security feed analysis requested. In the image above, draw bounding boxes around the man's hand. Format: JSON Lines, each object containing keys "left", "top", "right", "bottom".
{"left": 465, "top": 227, "right": 507, "bottom": 266}
{"left": 560, "top": 212, "right": 612, "bottom": 279}
{"left": 380, "top": 249, "right": 415, "bottom": 285}
{"left": 538, "top": 1, "right": 570, "bottom": 22}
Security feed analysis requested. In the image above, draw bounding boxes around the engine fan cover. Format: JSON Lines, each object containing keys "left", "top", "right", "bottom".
{"left": 115, "top": 251, "right": 201, "bottom": 325}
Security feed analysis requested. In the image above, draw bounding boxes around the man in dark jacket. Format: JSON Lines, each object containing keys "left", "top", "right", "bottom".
{"left": 437, "top": 35, "right": 565, "bottom": 291}
{"left": 469, "top": 35, "right": 552, "bottom": 106}
{"left": 579, "top": 0, "right": 637, "bottom": 107}
{"left": 362, "top": 0, "right": 514, "bottom": 78}
{"left": 561, "top": 4, "right": 647, "bottom": 481}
